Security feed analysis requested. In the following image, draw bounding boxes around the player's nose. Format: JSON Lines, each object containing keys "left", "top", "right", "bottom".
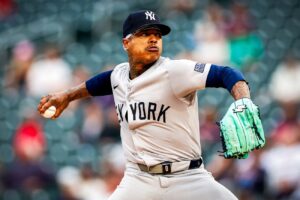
{"left": 148, "top": 34, "right": 158, "bottom": 44}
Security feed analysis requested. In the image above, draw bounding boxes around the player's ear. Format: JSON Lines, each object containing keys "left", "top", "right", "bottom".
{"left": 122, "top": 38, "right": 129, "bottom": 51}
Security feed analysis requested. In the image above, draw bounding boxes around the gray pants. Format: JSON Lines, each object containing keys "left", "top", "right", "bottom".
{"left": 108, "top": 162, "right": 238, "bottom": 200}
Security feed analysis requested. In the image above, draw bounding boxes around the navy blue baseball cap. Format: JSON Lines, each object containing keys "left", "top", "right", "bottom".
{"left": 123, "top": 10, "right": 171, "bottom": 38}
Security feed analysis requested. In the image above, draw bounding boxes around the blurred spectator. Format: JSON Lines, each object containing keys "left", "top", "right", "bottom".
{"left": 1, "top": 115, "right": 58, "bottom": 198}
{"left": 57, "top": 145, "right": 125, "bottom": 200}
{"left": 80, "top": 100, "right": 105, "bottom": 143}
{"left": 199, "top": 106, "right": 220, "bottom": 162}
{"left": 99, "top": 106, "right": 121, "bottom": 145}
{"left": 199, "top": 106, "right": 219, "bottom": 142}
{"left": 0, "top": 0, "right": 16, "bottom": 19}
{"left": 271, "top": 120, "right": 300, "bottom": 146}
{"left": 234, "top": 151, "right": 266, "bottom": 200}
{"left": 57, "top": 165, "right": 108, "bottom": 200}
{"left": 76, "top": 163, "right": 109, "bottom": 200}
{"left": 260, "top": 120, "right": 300, "bottom": 199}
{"left": 100, "top": 144, "right": 125, "bottom": 196}
{"left": 4, "top": 40, "right": 35, "bottom": 94}
{"left": 26, "top": 44, "right": 72, "bottom": 97}
{"left": 208, "top": 151, "right": 266, "bottom": 200}
{"left": 225, "top": 2, "right": 254, "bottom": 38}
{"left": 224, "top": 2, "right": 263, "bottom": 69}
{"left": 57, "top": 166, "right": 81, "bottom": 200}
{"left": 57, "top": 144, "right": 125, "bottom": 200}
{"left": 207, "top": 155, "right": 236, "bottom": 191}
{"left": 13, "top": 117, "right": 45, "bottom": 162}
{"left": 192, "top": 4, "right": 230, "bottom": 64}
{"left": 163, "top": 0, "right": 196, "bottom": 14}
{"left": 269, "top": 53, "right": 300, "bottom": 118}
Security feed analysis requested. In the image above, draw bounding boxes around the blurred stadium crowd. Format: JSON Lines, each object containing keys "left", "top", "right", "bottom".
{"left": 0, "top": 0, "right": 300, "bottom": 199}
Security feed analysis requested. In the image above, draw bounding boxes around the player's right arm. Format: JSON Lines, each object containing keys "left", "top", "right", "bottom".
{"left": 37, "top": 70, "right": 113, "bottom": 119}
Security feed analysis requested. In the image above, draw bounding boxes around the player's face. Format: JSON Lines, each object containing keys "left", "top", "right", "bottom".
{"left": 123, "top": 28, "right": 163, "bottom": 65}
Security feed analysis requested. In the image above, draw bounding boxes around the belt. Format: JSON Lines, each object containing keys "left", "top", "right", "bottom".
{"left": 137, "top": 158, "right": 202, "bottom": 175}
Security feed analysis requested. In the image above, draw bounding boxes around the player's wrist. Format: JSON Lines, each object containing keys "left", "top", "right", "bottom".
{"left": 235, "top": 97, "right": 252, "bottom": 102}
{"left": 65, "top": 91, "right": 72, "bottom": 102}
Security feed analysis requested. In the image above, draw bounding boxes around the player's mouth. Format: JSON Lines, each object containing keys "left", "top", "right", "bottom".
{"left": 147, "top": 46, "right": 159, "bottom": 52}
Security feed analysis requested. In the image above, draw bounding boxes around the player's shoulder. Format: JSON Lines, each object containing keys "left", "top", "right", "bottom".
{"left": 163, "top": 57, "right": 197, "bottom": 71}
{"left": 164, "top": 57, "right": 199, "bottom": 67}
{"left": 111, "top": 62, "right": 129, "bottom": 75}
{"left": 113, "top": 62, "right": 129, "bottom": 71}
{"left": 110, "top": 62, "right": 129, "bottom": 84}
{"left": 163, "top": 58, "right": 212, "bottom": 78}
{"left": 166, "top": 58, "right": 211, "bottom": 69}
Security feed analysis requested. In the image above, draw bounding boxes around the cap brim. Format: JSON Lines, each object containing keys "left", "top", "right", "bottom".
{"left": 136, "top": 23, "right": 171, "bottom": 36}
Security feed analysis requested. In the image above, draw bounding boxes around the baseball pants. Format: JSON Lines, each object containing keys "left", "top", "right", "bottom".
{"left": 108, "top": 162, "right": 238, "bottom": 200}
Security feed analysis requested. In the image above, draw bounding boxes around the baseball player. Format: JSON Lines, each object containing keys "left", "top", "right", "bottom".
{"left": 37, "top": 10, "right": 253, "bottom": 199}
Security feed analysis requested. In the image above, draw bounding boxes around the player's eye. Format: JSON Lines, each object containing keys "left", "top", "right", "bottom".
{"left": 134, "top": 32, "right": 147, "bottom": 37}
{"left": 155, "top": 33, "right": 162, "bottom": 38}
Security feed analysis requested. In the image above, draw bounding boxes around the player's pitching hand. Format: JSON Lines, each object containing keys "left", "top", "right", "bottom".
{"left": 37, "top": 92, "right": 70, "bottom": 119}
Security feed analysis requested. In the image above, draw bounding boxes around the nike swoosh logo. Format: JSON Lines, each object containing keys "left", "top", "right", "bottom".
{"left": 113, "top": 85, "right": 119, "bottom": 89}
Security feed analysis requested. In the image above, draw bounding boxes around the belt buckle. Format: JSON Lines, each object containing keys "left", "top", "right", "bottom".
{"left": 161, "top": 161, "right": 172, "bottom": 174}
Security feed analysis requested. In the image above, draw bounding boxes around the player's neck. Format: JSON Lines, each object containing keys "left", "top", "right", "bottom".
{"left": 129, "top": 59, "right": 157, "bottom": 79}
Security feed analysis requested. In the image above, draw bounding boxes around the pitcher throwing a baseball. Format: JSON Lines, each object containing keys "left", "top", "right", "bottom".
{"left": 38, "top": 10, "right": 265, "bottom": 200}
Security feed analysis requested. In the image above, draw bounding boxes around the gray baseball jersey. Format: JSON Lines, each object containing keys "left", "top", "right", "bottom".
{"left": 111, "top": 56, "right": 210, "bottom": 166}
{"left": 109, "top": 56, "right": 238, "bottom": 200}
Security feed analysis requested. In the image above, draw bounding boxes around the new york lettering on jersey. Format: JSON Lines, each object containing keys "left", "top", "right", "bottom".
{"left": 116, "top": 101, "right": 170, "bottom": 123}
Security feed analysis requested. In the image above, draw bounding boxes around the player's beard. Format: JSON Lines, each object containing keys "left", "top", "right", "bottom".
{"left": 129, "top": 48, "right": 160, "bottom": 65}
{"left": 128, "top": 50, "right": 160, "bottom": 78}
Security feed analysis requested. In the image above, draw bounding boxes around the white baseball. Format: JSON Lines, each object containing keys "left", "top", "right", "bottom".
{"left": 42, "top": 106, "right": 56, "bottom": 118}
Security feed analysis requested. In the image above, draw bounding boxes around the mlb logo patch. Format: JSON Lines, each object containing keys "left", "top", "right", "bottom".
{"left": 194, "top": 63, "right": 205, "bottom": 73}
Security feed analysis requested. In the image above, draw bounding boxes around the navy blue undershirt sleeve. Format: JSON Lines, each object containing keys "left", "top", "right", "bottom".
{"left": 205, "top": 64, "right": 245, "bottom": 92}
{"left": 85, "top": 70, "right": 113, "bottom": 96}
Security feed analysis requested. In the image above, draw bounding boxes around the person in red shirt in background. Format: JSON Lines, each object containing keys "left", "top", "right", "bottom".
{"left": 1, "top": 116, "right": 58, "bottom": 199}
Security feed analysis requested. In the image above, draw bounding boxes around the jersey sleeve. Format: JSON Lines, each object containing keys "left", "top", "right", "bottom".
{"left": 86, "top": 70, "right": 113, "bottom": 96}
{"left": 206, "top": 64, "right": 245, "bottom": 92}
{"left": 166, "top": 59, "right": 211, "bottom": 98}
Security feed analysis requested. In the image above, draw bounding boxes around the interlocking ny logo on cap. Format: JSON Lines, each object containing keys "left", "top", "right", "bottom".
{"left": 122, "top": 10, "right": 171, "bottom": 38}
{"left": 145, "top": 11, "right": 155, "bottom": 20}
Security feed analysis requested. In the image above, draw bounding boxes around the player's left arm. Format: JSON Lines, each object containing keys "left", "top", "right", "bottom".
{"left": 166, "top": 61, "right": 265, "bottom": 153}
{"left": 207, "top": 65, "right": 266, "bottom": 158}
{"left": 206, "top": 64, "right": 250, "bottom": 100}
{"left": 230, "top": 81, "right": 250, "bottom": 100}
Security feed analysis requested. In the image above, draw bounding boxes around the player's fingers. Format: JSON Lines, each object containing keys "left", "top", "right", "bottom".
{"left": 51, "top": 108, "right": 61, "bottom": 119}
{"left": 51, "top": 111, "right": 60, "bottom": 119}
{"left": 37, "top": 95, "right": 51, "bottom": 111}
{"left": 51, "top": 104, "right": 66, "bottom": 119}
{"left": 40, "top": 101, "right": 53, "bottom": 114}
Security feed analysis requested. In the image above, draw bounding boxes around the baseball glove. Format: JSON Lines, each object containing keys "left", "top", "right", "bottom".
{"left": 218, "top": 98, "right": 265, "bottom": 159}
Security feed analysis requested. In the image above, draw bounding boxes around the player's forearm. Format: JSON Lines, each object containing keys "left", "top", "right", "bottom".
{"left": 65, "top": 82, "right": 91, "bottom": 102}
{"left": 38, "top": 82, "right": 91, "bottom": 119}
{"left": 230, "top": 81, "right": 250, "bottom": 100}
